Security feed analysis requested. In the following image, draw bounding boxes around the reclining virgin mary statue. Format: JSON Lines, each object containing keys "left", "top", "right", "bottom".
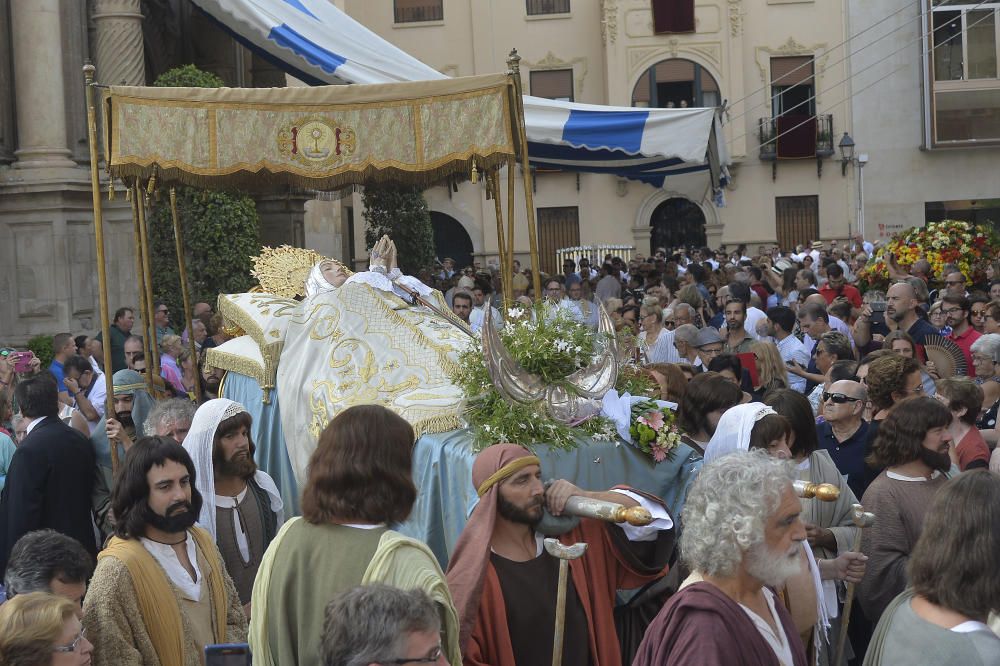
{"left": 206, "top": 236, "right": 472, "bottom": 509}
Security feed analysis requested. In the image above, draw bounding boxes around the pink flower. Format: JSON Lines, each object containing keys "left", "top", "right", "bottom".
{"left": 643, "top": 410, "right": 665, "bottom": 430}
{"left": 651, "top": 443, "right": 668, "bottom": 463}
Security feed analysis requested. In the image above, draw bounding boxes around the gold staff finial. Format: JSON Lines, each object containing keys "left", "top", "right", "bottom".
{"left": 507, "top": 48, "right": 521, "bottom": 74}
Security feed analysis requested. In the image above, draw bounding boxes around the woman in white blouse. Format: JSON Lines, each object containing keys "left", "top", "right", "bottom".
{"left": 639, "top": 297, "right": 678, "bottom": 364}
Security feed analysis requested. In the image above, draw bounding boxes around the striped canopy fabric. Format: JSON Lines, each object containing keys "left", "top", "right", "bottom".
{"left": 190, "top": 0, "right": 728, "bottom": 202}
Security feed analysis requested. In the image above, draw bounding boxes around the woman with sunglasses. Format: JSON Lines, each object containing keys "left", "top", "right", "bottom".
{"left": 0, "top": 591, "right": 93, "bottom": 666}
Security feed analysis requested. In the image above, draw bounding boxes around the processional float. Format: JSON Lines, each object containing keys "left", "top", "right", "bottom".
{"left": 82, "top": 52, "right": 543, "bottom": 474}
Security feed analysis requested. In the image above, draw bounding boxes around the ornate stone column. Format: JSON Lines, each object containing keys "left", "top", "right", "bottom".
{"left": 91, "top": 0, "right": 145, "bottom": 87}
{"left": 10, "top": 0, "right": 75, "bottom": 168}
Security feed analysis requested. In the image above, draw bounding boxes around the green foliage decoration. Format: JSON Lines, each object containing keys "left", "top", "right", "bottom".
{"left": 448, "top": 303, "right": 648, "bottom": 452}
{"left": 362, "top": 184, "right": 436, "bottom": 276}
{"left": 26, "top": 335, "right": 54, "bottom": 369}
{"left": 147, "top": 65, "right": 260, "bottom": 327}
{"left": 152, "top": 64, "right": 224, "bottom": 89}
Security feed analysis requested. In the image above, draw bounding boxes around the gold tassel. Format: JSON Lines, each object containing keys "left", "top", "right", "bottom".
{"left": 470, "top": 161, "right": 479, "bottom": 184}
{"left": 125, "top": 187, "right": 132, "bottom": 202}
{"left": 146, "top": 172, "right": 157, "bottom": 195}
{"left": 107, "top": 181, "right": 115, "bottom": 201}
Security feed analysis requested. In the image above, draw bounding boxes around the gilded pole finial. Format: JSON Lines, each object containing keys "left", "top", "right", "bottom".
{"left": 507, "top": 48, "right": 521, "bottom": 74}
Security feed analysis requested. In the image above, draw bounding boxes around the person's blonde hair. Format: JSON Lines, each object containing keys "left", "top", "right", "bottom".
{"left": 677, "top": 284, "right": 704, "bottom": 311}
{"left": 0, "top": 592, "right": 79, "bottom": 666}
{"left": 160, "top": 334, "right": 183, "bottom": 357}
{"left": 750, "top": 341, "right": 789, "bottom": 391}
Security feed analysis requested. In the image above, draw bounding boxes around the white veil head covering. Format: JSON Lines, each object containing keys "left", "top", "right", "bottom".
{"left": 703, "top": 402, "right": 776, "bottom": 464}
{"left": 183, "top": 398, "right": 283, "bottom": 539}
{"left": 304, "top": 260, "right": 344, "bottom": 298}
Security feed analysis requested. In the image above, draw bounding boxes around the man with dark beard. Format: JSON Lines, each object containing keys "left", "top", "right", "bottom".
{"left": 634, "top": 450, "right": 808, "bottom": 666}
{"left": 446, "top": 443, "right": 675, "bottom": 666}
{"left": 104, "top": 369, "right": 156, "bottom": 453}
{"left": 183, "top": 399, "right": 283, "bottom": 615}
{"left": 857, "top": 396, "right": 953, "bottom": 625}
{"left": 83, "top": 437, "right": 246, "bottom": 665}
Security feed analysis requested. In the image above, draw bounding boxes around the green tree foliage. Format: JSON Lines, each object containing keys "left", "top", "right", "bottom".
{"left": 26, "top": 335, "right": 54, "bottom": 369}
{"left": 149, "top": 189, "right": 260, "bottom": 324}
{"left": 147, "top": 65, "right": 260, "bottom": 328}
{"left": 362, "top": 184, "right": 436, "bottom": 276}
{"left": 152, "top": 64, "right": 224, "bottom": 89}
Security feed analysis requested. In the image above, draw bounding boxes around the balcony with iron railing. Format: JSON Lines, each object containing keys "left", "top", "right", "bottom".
{"left": 758, "top": 113, "right": 834, "bottom": 161}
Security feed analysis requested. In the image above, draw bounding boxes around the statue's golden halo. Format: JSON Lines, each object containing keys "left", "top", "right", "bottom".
{"left": 250, "top": 245, "right": 353, "bottom": 299}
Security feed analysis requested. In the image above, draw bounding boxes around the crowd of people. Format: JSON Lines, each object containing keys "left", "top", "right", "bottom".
{"left": 0, "top": 235, "right": 999, "bottom": 665}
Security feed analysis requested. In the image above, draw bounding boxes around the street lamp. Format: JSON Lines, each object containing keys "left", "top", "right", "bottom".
{"left": 838, "top": 132, "right": 855, "bottom": 177}
{"left": 838, "top": 132, "right": 868, "bottom": 240}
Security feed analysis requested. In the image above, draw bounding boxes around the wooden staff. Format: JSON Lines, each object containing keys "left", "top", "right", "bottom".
{"left": 489, "top": 169, "right": 510, "bottom": 305}
{"left": 507, "top": 50, "right": 542, "bottom": 298}
{"left": 83, "top": 64, "right": 118, "bottom": 475}
{"left": 543, "top": 539, "right": 587, "bottom": 666}
{"left": 128, "top": 181, "right": 154, "bottom": 395}
{"left": 169, "top": 188, "right": 201, "bottom": 401}
{"left": 135, "top": 182, "right": 160, "bottom": 376}
{"left": 834, "top": 503, "right": 876, "bottom": 666}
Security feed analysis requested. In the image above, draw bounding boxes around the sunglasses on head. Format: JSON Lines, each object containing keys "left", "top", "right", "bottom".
{"left": 822, "top": 392, "right": 860, "bottom": 404}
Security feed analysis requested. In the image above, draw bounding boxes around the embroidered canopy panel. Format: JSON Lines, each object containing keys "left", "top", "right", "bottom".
{"left": 101, "top": 74, "right": 518, "bottom": 190}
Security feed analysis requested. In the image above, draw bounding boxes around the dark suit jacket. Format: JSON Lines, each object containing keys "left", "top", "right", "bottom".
{"left": 0, "top": 416, "right": 97, "bottom": 572}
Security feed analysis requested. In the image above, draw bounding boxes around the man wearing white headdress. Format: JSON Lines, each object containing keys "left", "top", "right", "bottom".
{"left": 183, "top": 398, "right": 284, "bottom": 615}
{"left": 702, "top": 403, "right": 867, "bottom": 662}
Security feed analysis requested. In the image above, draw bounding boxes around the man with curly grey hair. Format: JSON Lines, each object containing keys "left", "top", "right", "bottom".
{"left": 144, "top": 397, "right": 196, "bottom": 444}
{"left": 634, "top": 450, "right": 808, "bottom": 666}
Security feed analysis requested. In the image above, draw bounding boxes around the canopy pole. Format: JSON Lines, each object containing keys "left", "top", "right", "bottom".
{"left": 169, "top": 188, "right": 201, "bottom": 402}
{"left": 135, "top": 183, "right": 161, "bottom": 377}
{"left": 129, "top": 182, "right": 154, "bottom": 396}
{"left": 489, "top": 170, "right": 510, "bottom": 306}
{"left": 83, "top": 64, "right": 118, "bottom": 476}
{"left": 507, "top": 50, "right": 542, "bottom": 298}
{"left": 506, "top": 157, "right": 516, "bottom": 301}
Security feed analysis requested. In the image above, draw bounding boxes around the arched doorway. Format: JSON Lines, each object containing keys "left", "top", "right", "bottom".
{"left": 631, "top": 58, "right": 721, "bottom": 109}
{"left": 429, "top": 212, "right": 474, "bottom": 271}
{"left": 650, "top": 198, "right": 707, "bottom": 251}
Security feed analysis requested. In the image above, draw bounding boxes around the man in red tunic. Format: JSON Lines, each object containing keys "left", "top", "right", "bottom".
{"left": 446, "top": 443, "right": 674, "bottom": 666}
{"left": 634, "top": 450, "right": 809, "bottom": 666}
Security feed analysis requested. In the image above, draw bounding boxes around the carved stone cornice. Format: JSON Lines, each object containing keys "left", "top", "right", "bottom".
{"left": 523, "top": 51, "right": 589, "bottom": 98}
{"left": 755, "top": 37, "right": 830, "bottom": 84}
{"left": 601, "top": 0, "right": 619, "bottom": 45}
{"left": 728, "top": 0, "right": 744, "bottom": 37}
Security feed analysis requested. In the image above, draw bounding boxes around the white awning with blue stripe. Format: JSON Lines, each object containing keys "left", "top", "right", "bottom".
{"left": 190, "top": 0, "right": 728, "bottom": 201}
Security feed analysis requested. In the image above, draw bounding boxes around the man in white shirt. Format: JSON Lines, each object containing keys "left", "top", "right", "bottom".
{"left": 727, "top": 282, "right": 766, "bottom": 340}
{"left": 562, "top": 281, "right": 599, "bottom": 329}
{"left": 63, "top": 354, "right": 106, "bottom": 435}
{"left": 763, "top": 307, "right": 810, "bottom": 393}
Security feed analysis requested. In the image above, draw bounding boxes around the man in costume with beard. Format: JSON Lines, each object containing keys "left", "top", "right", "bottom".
{"left": 104, "top": 369, "right": 157, "bottom": 453}
{"left": 445, "top": 443, "right": 675, "bottom": 666}
{"left": 634, "top": 450, "right": 809, "bottom": 666}
{"left": 857, "top": 396, "right": 953, "bottom": 624}
{"left": 83, "top": 437, "right": 246, "bottom": 665}
{"left": 183, "top": 399, "right": 283, "bottom": 617}
{"left": 91, "top": 369, "right": 156, "bottom": 535}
